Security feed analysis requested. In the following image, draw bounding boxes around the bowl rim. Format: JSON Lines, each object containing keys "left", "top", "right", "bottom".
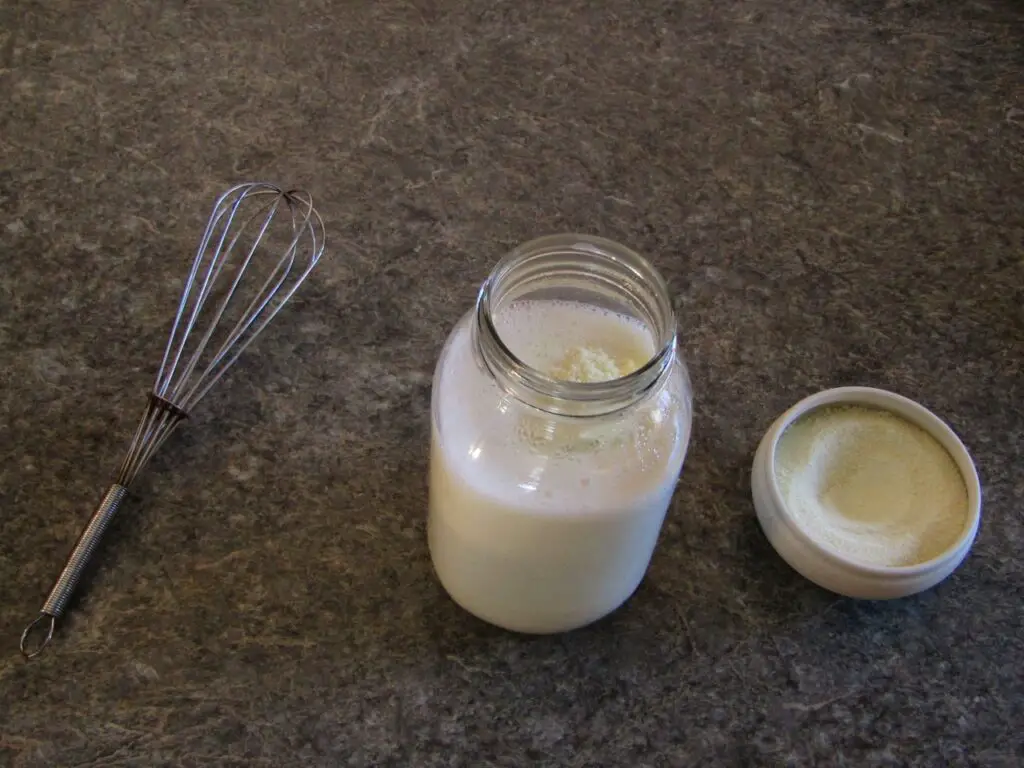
{"left": 761, "top": 386, "right": 982, "bottom": 577}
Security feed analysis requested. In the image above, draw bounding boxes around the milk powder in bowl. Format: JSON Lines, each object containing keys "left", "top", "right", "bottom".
{"left": 751, "top": 386, "right": 982, "bottom": 599}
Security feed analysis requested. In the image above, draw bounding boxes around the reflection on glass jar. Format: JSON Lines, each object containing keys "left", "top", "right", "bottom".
{"left": 428, "top": 234, "right": 693, "bottom": 633}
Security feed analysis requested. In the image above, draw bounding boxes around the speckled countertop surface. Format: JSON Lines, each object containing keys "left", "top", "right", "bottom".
{"left": 1, "top": 1, "right": 1022, "bottom": 765}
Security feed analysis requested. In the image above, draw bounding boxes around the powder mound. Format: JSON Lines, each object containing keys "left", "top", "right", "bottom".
{"left": 550, "top": 346, "right": 639, "bottom": 383}
{"left": 774, "top": 405, "right": 969, "bottom": 567}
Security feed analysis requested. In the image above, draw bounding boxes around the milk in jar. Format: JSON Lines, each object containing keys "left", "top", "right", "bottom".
{"left": 428, "top": 235, "right": 693, "bottom": 633}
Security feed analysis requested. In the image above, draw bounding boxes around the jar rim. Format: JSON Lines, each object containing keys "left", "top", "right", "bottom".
{"left": 474, "top": 233, "right": 679, "bottom": 418}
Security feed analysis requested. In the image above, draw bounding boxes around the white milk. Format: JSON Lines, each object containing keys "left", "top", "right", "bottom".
{"left": 428, "top": 300, "right": 689, "bottom": 633}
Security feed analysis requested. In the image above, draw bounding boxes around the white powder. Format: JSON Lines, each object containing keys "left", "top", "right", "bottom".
{"left": 515, "top": 329, "right": 651, "bottom": 455}
{"left": 550, "top": 346, "right": 639, "bottom": 383}
{"left": 519, "top": 345, "right": 651, "bottom": 454}
{"left": 774, "top": 405, "right": 969, "bottom": 567}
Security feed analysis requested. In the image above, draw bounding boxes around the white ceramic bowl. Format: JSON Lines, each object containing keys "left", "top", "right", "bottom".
{"left": 751, "top": 386, "right": 982, "bottom": 599}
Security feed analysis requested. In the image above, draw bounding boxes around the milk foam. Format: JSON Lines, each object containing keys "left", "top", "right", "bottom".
{"left": 493, "top": 299, "right": 656, "bottom": 379}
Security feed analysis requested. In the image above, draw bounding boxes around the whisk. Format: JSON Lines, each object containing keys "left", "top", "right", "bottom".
{"left": 20, "top": 182, "right": 326, "bottom": 659}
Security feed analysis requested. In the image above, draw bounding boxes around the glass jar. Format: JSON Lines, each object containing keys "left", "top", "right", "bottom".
{"left": 428, "top": 234, "right": 693, "bottom": 633}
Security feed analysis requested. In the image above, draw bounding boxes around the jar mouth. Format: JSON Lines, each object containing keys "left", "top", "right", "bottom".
{"left": 474, "top": 234, "right": 679, "bottom": 418}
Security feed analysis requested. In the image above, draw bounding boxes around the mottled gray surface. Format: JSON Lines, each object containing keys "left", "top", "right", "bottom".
{"left": 1, "top": 0, "right": 1022, "bottom": 765}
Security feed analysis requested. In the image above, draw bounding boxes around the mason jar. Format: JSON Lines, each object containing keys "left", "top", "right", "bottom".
{"left": 428, "top": 234, "right": 693, "bottom": 633}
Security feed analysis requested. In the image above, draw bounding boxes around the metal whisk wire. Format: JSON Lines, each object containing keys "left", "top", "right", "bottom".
{"left": 20, "top": 181, "right": 326, "bottom": 659}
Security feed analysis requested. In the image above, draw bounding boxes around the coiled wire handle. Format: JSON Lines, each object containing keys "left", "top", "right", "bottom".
{"left": 20, "top": 484, "right": 129, "bottom": 658}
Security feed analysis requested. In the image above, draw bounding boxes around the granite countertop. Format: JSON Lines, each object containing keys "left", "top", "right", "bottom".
{"left": 1, "top": 0, "right": 1022, "bottom": 765}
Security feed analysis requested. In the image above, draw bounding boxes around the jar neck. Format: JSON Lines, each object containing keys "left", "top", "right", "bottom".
{"left": 473, "top": 234, "right": 678, "bottom": 418}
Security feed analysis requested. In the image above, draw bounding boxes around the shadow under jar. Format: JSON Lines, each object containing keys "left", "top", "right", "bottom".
{"left": 428, "top": 234, "right": 693, "bottom": 633}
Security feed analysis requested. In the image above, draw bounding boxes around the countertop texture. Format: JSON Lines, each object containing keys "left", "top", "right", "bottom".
{"left": 1, "top": 0, "right": 1022, "bottom": 765}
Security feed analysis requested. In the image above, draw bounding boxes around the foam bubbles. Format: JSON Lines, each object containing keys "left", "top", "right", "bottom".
{"left": 492, "top": 299, "right": 657, "bottom": 376}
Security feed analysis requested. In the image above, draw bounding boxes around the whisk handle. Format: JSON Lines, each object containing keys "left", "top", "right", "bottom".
{"left": 20, "top": 483, "right": 130, "bottom": 659}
